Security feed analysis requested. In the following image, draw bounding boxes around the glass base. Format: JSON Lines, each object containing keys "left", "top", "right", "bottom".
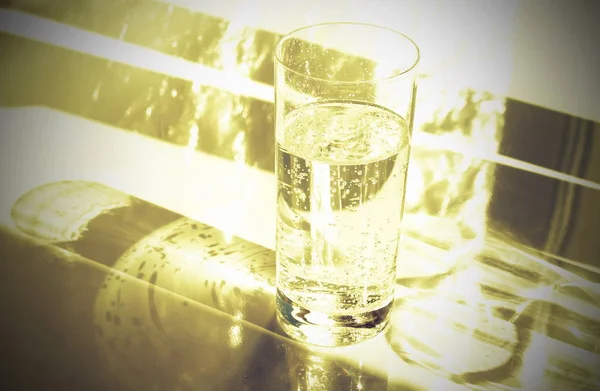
{"left": 276, "top": 289, "right": 393, "bottom": 347}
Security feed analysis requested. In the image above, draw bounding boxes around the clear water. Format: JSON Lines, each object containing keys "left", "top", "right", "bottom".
{"left": 276, "top": 100, "right": 410, "bottom": 316}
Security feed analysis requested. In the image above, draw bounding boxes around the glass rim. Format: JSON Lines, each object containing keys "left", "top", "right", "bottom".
{"left": 274, "top": 21, "right": 420, "bottom": 85}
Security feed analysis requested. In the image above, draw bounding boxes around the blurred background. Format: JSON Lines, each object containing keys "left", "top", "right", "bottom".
{"left": 2, "top": 0, "right": 599, "bottom": 117}
{"left": 1, "top": 0, "right": 598, "bottom": 267}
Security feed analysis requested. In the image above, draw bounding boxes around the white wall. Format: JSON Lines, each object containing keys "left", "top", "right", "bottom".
{"left": 510, "top": 0, "right": 599, "bottom": 122}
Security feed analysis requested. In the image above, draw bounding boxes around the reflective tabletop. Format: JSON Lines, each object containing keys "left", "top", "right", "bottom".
{"left": 1, "top": 1, "right": 599, "bottom": 390}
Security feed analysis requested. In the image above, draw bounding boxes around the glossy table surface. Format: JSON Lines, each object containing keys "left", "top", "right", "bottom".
{"left": 1, "top": 1, "right": 599, "bottom": 390}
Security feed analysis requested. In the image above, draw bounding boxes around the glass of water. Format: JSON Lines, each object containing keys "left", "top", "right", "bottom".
{"left": 274, "top": 22, "right": 420, "bottom": 346}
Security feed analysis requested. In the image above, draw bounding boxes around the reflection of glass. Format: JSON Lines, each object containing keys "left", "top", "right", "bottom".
{"left": 511, "top": 281, "right": 600, "bottom": 391}
{"left": 388, "top": 231, "right": 600, "bottom": 390}
{"left": 388, "top": 266, "right": 518, "bottom": 383}
{"left": 274, "top": 22, "right": 419, "bottom": 347}
{"left": 7, "top": 180, "right": 282, "bottom": 389}
{"left": 283, "top": 345, "right": 389, "bottom": 391}
{"left": 10, "top": 180, "right": 277, "bottom": 329}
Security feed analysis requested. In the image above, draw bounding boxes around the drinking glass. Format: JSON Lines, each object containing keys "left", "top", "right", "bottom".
{"left": 274, "top": 22, "right": 420, "bottom": 346}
